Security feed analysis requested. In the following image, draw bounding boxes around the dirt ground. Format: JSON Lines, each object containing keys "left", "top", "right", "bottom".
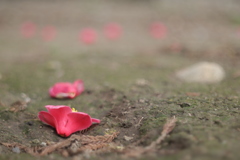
{"left": 0, "top": 0, "right": 240, "bottom": 160}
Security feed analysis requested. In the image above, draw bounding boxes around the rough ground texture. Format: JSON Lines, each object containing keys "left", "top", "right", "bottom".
{"left": 0, "top": 0, "right": 240, "bottom": 159}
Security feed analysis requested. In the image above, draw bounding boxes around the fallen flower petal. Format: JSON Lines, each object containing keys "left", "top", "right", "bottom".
{"left": 49, "top": 80, "right": 84, "bottom": 99}
{"left": 104, "top": 23, "right": 122, "bottom": 40}
{"left": 150, "top": 22, "right": 167, "bottom": 39}
{"left": 38, "top": 105, "right": 100, "bottom": 137}
{"left": 21, "top": 22, "right": 36, "bottom": 38}
{"left": 79, "top": 28, "right": 97, "bottom": 44}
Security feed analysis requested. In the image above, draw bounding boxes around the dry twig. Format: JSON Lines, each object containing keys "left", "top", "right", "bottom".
{"left": 124, "top": 116, "right": 177, "bottom": 157}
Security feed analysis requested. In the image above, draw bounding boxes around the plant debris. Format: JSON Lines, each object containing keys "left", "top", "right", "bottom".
{"left": 9, "top": 101, "right": 28, "bottom": 113}
{"left": 1, "top": 132, "right": 119, "bottom": 157}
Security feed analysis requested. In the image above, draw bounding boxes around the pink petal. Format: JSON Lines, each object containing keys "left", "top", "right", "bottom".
{"left": 57, "top": 112, "right": 93, "bottom": 137}
{"left": 79, "top": 28, "right": 97, "bottom": 44}
{"left": 45, "top": 105, "right": 72, "bottom": 129}
{"left": 150, "top": 22, "right": 167, "bottom": 39}
{"left": 49, "top": 82, "right": 77, "bottom": 99}
{"left": 73, "top": 80, "right": 84, "bottom": 95}
{"left": 92, "top": 118, "right": 101, "bottom": 124}
{"left": 104, "top": 23, "right": 122, "bottom": 40}
{"left": 21, "top": 22, "right": 36, "bottom": 38}
{"left": 38, "top": 111, "right": 56, "bottom": 128}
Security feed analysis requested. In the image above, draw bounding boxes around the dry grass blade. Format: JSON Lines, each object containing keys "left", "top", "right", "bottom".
{"left": 79, "top": 132, "right": 119, "bottom": 144}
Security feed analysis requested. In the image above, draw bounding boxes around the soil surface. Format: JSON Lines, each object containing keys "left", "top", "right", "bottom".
{"left": 0, "top": 0, "right": 240, "bottom": 160}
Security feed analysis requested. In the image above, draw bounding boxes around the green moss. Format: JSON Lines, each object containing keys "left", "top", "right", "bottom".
{"left": 0, "top": 111, "right": 16, "bottom": 121}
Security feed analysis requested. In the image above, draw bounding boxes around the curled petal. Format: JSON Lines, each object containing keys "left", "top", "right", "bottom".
{"left": 92, "top": 118, "right": 101, "bottom": 124}
{"left": 38, "top": 111, "right": 56, "bottom": 128}
{"left": 45, "top": 105, "right": 71, "bottom": 128}
{"left": 73, "top": 80, "right": 84, "bottom": 95}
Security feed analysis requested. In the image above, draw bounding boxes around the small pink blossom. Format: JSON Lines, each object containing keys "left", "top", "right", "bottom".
{"left": 79, "top": 28, "right": 97, "bottom": 44}
{"left": 38, "top": 105, "right": 100, "bottom": 137}
{"left": 150, "top": 22, "right": 167, "bottom": 39}
{"left": 49, "top": 80, "right": 84, "bottom": 99}
{"left": 41, "top": 26, "right": 56, "bottom": 42}
{"left": 21, "top": 22, "right": 36, "bottom": 38}
{"left": 104, "top": 23, "right": 122, "bottom": 40}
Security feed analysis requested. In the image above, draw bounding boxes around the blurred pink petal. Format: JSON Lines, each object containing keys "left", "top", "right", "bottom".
{"left": 150, "top": 22, "right": 167, "bottom": 39}
{"left": 49, "top": 80, "right": 84, "bottom": 99}
{"left": 73, "top": 80, "right": 84, "bottom": 95}
{"left": 104, "top": 23, "right": 122, "bottom": 40}
{"left": 41, "top": 26, "right": 56, "bottom": 41}
{"left": 79, "top": 28, "right": 97, "bottom": 44}
{"left": 38, "top": 105, "right": 100, "bottom": 137}
{"left": 21, "top": 22, "right": 36, "bottom": 38}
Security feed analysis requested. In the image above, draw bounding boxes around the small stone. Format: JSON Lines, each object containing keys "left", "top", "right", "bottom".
{"left": 69, "top": 140, "right": 81, "bottom": 153}
{"left": 12, "top": 147, "right": 20, "bottom": 154}
{"left": 124, "top": 135, "right": 133, "bottom": 141}
{"left": 40, "top": 142, "right": 47, "bottom": 147}
{"left": 176, "top": 62, "right": 225, "bottom": 83}
{"left": 21, "top": 93, "right": 31, "bottom": 103}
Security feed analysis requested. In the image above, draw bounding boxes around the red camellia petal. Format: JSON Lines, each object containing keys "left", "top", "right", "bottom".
{"left": 104, "top": 23, "right": 122, "bottom": 40}
{"left": 92, "top": 118, "right": 101, "bottom": 124}
{"left": 58, "top": 112, "right": 92, "bottom": 137}
{"left": 21, "top": 22, "right": 36, "bottom": 38}
{"left": 150, "top": 22, "right": 167, "bottom": 39}
{"left": 49, "top": 80, "right": 84, "bottom": 99}
{"left": 73, "top": 80, "right": 84, "bottom": 95}
{"left": 38, "top": 111, "right": 56, "bottom": 128}
{"left": 45, "top": 105, "right": 71, "bottom": 129}
{"left": 79, "top": 28, "right": 97, "bottom": 44}
{"left": 38, "top": 105, "right": 101, "bottom": 137}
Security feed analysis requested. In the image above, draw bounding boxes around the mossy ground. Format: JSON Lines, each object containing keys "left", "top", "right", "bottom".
{"left": 1, "top": 0, "right": 240, "bottom": 159}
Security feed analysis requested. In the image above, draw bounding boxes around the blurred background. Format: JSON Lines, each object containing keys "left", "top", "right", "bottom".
{"left": 1, "top": 0, "right": 240, "bottom": 58}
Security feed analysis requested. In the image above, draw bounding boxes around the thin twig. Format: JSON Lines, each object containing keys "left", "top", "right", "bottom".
{"left": 124, "top": 116, "right": 177, "bottom": 157}
{"left": 145, "top": 116, "right": 177, "bottom": 151}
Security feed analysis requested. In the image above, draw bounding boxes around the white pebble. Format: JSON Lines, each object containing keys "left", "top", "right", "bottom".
{"left": 176, "top": 62, "right": 225, "bottom": 83}
{"left": 12, "top": 147, "right": 20, "bottom": 153}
